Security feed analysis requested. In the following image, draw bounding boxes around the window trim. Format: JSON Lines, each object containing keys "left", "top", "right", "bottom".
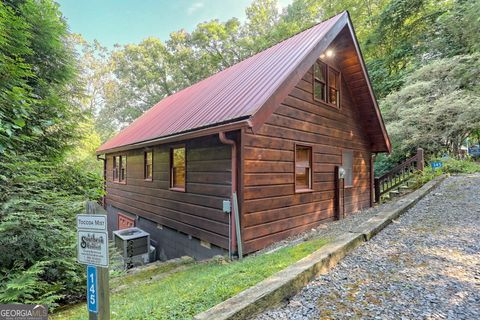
{"left": 113, "top": 154, "right": 127, "bottom": 184}
{"left": 342, "top": 149, "right": 354, "bottom": 188}
{"left": 294, "top": 143, "right": 314, "bottom": 193}
{"left": 313, "top": 59, "right": 341, "bottom": 109}
{"left": 144, "top": 149, "right": 153, "bottom": 181}
{"left": 169, "top": 144, "right": 186, "bottom": 192}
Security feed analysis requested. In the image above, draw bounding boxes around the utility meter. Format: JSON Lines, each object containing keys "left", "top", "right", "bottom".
{"left": 338, "top": 167, "right": 346, "bottom": 179}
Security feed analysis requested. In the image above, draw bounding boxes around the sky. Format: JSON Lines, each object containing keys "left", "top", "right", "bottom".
{"left": 58, "top": 0, "right": 293, "bottom": 48}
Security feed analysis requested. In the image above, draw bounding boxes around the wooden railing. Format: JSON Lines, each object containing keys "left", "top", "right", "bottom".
{"left": 374, "top": 148, "right": 424, "bottom": 203}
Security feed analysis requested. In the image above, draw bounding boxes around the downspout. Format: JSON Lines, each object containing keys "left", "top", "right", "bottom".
{"left": 219, "top": 131, "right": 243, "bottom": 259}
{"left": 96, "top": 154, "right": 107, "bottom": 209}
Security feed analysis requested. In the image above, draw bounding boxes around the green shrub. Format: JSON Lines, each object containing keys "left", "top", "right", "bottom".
{"left": 433, "top": 157, "right": 480, "bottom": 174}
{"left": 0, "top": 154, "right": 103, "bottom": 309}
{"left": 409, "top": 168, "right": 443, "bottom": 190}
{"left": 409, "top": 158, "right": 480, "bottom": 190}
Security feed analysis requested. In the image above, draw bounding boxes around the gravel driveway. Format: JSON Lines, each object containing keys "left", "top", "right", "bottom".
{"left": 254, "top": 174, "right": 480, "bottom": 320}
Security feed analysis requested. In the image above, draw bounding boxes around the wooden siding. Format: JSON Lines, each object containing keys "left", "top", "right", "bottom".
{"left": 105, "top": 135, "right": 231, "bottom": 249}
{"left": 242, "top": 61, "right": 372, "bottom": 253}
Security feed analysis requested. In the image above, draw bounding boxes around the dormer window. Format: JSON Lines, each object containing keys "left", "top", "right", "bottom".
{"left": 313, "top": 60, "right": 340, "bottom": 108}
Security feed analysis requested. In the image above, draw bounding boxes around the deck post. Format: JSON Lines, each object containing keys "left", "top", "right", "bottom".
{"left": 416, "top": 148, "right": 424, "bottom": 171}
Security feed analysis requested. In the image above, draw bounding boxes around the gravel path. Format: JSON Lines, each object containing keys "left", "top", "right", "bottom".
{"left": 254, "top": 174, "right": 480, "bottom": 320}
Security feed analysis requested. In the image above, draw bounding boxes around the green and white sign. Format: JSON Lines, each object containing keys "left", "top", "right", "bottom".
{"left": 77, "top": 214, "right": 109, "bottom": 268}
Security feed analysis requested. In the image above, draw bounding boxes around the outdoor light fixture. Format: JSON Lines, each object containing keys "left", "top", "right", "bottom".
{"left": 320, "top": 49, "right": 334, "bottom": 59}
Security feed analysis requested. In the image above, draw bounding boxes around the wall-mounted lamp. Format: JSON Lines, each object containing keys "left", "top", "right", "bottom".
{"left": 320, "top": 49, "right": 334, "bottom": 60}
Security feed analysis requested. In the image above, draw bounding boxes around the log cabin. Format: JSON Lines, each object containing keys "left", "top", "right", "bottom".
{"left": 96, "top": 11, "right": 391, "bottom": 260}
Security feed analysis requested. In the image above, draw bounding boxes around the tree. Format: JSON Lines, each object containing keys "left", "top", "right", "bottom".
{"left": 0, "top": 0, "right": 102, "bottom": 307}
{"left": 99, "top": 38, "right": 179, "bottom": 128}
{"left": 381, "top": 54, "right": 480, "bottom": 159}
{"left": 191, "top": 18, "right": 244, "bottom": 69}
{"left": 363, "top": 0, "right": 448, "bottom": 97}
{"left": 425, "top": 0, "right": 480, "bottom": 58}
{"left": 0, "top": 1, "right": 33, "bottom": 154}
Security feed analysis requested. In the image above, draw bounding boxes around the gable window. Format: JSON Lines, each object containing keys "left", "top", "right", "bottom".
{"left": 170, "top": 146, "right": 186, "bottom": 191}
{"left": 144, "top": 150, "right": 153, "bottom": 180}
{"left": 328, "top": 68, "right": 340, "bottom": 107}
{"left": 113, "top": 155, "right": 127, "bottom": 183}
{"left": 342, "top": 150, "right": 353, "bottom": 187}
{"left": 313, "top": 61, "right": 327, "bottom": 102}
{"left": 295, "top": 144, "right": 313, "bottom": 192}
{"left": 313, "top": 60, "right": 341, "bottom": 108}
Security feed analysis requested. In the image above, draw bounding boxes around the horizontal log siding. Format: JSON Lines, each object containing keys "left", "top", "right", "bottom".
{"left": 242, "top": 66, "right": 372, "bottom": 253}
{"left": 105, "top": 135, "right": 231, "bottom": 249}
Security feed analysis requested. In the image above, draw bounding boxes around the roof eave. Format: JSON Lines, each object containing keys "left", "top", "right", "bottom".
{"left": 344, "top": 13, "right": 392, "bottom": 154}
{"left": 96, "top": 118, "right": 252, "bottom": 155}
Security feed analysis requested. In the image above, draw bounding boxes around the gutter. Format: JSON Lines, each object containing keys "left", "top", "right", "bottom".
{"left": 96, "top": 154, "right": 106, "bottom": 208}
{"left": 219, "top": 131, "right": 243, "bottom": 259}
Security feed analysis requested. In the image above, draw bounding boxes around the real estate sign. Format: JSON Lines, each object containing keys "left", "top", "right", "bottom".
{"left": 77, "top": 214, "right": 109, "bottom": 268}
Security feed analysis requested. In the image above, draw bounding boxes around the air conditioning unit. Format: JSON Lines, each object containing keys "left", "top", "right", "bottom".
{"left": 113, "top": 227, "right": 151, "bottom": 269}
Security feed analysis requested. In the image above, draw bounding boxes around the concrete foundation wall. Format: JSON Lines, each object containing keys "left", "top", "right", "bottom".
{"left": 107, "top": 204, "right": 227, "bottom": 261}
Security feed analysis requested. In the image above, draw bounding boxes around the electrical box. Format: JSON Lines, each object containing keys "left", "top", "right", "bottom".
{"left": 223, "top": 200, "right": 231, "bottom": 213}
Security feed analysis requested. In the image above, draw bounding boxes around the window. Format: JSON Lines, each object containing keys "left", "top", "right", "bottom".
{"left": 170, "top": 146, "right": 185, "bottom": 191}
{"left": 144, "top": 150, "right": 153, "bottom": 180}
{"left": 113, "top": 156, "right": 119, "bottom": 182}
{"left": 313, "top": 61, "right": 327, "bottom": 102}
{"left": 119, "top": 155, "right": 126, "bottom": 183}
{"left": 328, "top": 68, "right": 340, "bottom": 107}
{"left": 113, "top": 155, "right": 126, "bottom": 183}
{"left": 313, "top": 60, "right": 340, "bottom": 107}
{"left": 295, "top": 145, "right": 312, "bottom": 192}
{"left": 342, "top": 150, "right": 353, "bottom": 187}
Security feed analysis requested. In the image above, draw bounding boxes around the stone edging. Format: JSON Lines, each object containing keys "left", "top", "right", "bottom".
{"left": 194, "top": 175, "right": 446, "bottom": 320}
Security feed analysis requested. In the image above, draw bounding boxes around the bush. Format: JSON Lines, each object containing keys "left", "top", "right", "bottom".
{"left": 434, "top": 157, "right": 480, "bottom": 174}
{"left": 0, "top": 154, "right": 103, "bottom": 309}
{"left": 409, "top": 168, "right": 443, "bottom": 190}
{"left": 409, "top": 158, "right": 480, "bottom": 190}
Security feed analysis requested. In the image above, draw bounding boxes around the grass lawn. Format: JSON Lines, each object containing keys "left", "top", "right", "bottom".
{"left": 52, "top": 237, "right": 329, "bottom": 320}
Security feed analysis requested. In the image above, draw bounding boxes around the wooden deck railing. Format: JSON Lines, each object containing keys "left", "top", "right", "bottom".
{"left": 374, "top": 148, "right": 424, "bottom": 203}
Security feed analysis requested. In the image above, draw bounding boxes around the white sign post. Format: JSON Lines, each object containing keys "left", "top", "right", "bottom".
{"left": 77, "top": 203, "right": 110, "bottom": 320}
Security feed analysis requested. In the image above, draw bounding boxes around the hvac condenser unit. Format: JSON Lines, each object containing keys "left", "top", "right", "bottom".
{"left": 113, "top": 227, "right": 151, "bottom": 268}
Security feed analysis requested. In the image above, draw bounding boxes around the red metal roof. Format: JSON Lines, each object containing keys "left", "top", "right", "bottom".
{"left": 97, "top": 13, "right": 346, "bottom": 153}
